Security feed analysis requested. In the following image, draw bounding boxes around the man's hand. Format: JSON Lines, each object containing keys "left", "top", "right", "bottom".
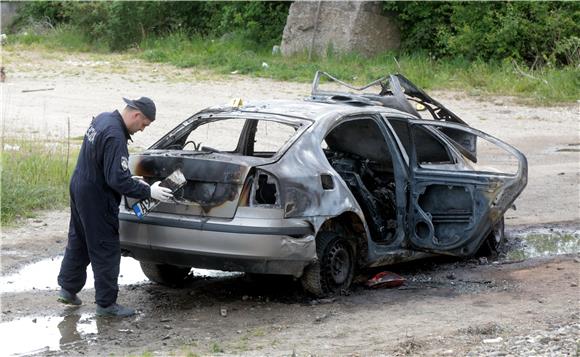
{"left": 150, "top": 181, "right": 173, "bottom": 202}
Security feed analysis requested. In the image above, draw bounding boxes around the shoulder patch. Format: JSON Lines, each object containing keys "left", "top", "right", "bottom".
{"left": 85, "top": 125, "right": 97, "bottom": 143}
{"left": 121, "top": 156, "right": 129, "bottom": 171}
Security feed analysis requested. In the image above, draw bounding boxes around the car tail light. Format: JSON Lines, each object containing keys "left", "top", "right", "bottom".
{"left": 239, "top": 169, "right": 281, "bottom": 208}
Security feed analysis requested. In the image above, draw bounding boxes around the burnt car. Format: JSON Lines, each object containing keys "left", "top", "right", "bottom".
{"left": 119, "top": 72, "right": 527, "bottom": 296}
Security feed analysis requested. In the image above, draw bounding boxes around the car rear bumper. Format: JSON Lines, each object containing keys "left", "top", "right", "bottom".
{"left": 118, "top": 209, "right": 316, "bottom": 277}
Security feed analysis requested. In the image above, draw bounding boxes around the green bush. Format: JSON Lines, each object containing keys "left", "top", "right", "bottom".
{"left": 15, "top": 1, "right": 290, "bottom": 51}
{"left": 15, "top": 1, "right": 74, "bottom": 26}
{"left": 384, "top": 2, "right": 580, "bottom": 67}
{"left": 207, "top": 1, "right": 290, "bottom": 47}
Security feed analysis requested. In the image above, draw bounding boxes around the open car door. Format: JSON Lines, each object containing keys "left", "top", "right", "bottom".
{"left": 407, "top": 120, "right": 527, "bottom": 256}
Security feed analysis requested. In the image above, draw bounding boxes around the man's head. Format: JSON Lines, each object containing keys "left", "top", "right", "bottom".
{"left": 121, "top": 97, "right": 156, "bottom": 134}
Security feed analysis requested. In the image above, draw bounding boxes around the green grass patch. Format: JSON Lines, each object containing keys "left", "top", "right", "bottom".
{"left": 209, "top": 341, "right": 224, "bottom": 353}
{"left": 7, "top": 26, "right": 580, "bottom": 104}
{"left": 10, "top": 24, "right": 109, "bottom": 53}
{"left": 1, "top": 139, "right": 77, "bottom": 225}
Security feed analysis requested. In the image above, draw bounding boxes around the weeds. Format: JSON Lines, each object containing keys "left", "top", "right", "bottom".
{"left": 209, "top": 342, "right": 224, "bottom": 353}
{"left": 1, "top": 138, "right": 77, "bottom": 225}
{"left": 462, "top": 322, "right": 505, "bottom": 336}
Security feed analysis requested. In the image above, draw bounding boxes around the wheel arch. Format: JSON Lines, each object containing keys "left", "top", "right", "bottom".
{"left": 318, "top": 211, "right": 369, "bottom": 267}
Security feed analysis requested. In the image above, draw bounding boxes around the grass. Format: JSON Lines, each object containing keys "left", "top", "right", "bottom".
{"left": 1, "top": 138, "right": 77, "bottom": 226}
{"left": 6, "top": 26, "right": 579, "bottom": 104}
{"left": 12, "top": 23, "right": 109, "bottom": 53}
{"left": 209, "top": 342, "right": 224, "bottom": 353}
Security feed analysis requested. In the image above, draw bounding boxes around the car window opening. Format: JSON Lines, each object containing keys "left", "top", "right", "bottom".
{"left": 438, "top": 126, "right": 519, "bottom": 176}
{"left": 322, "top": 118, "right": 397, "bottom": 244}
{"left": 164, "top": 118, "right": 298, "bottom": 158}
{"left": 246, "top": 119, "right": 298, "bottom": 158}
{"left": 388, "top": 120, "right": 454, "bottom": 166}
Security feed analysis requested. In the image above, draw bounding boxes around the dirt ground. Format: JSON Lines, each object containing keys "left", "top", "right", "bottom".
{"left": 1, "top": 49, "right": 579, "bottom": 356}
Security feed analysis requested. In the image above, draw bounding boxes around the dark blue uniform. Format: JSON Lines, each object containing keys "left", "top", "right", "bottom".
{"left": 58, "top": 110, "right": 150, "bottom": 307}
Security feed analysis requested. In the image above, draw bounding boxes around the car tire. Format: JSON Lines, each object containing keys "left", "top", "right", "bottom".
{"left": 301, "top": 232, "right": 356, "bottom": 297}
{"left": 477, "top": 216, "right": 505, "bottom": 257}
{"left": 139, "top": 262, "right": 191, "bottom": 287}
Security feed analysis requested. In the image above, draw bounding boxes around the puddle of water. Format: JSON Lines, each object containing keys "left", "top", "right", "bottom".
{"left": 0, "top": 313, "right": 97, "bottom": 356}
{"left": 507, "top": 228, "right": 580, "bottom": 260}
{"left": 0, "top": 257, "right": 147, "bottom": 294}
{"left": 0, "top": 256, "right": 240, "bottom": 293}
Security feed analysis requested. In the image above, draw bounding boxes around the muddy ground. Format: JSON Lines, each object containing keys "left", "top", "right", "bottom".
{"left": 1, "top": 49, "right": 579, "bottom": 356}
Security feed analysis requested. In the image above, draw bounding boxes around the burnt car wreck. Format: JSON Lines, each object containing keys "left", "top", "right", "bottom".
{"left": 119, "top": 72, "right": 527, "bottom": 296}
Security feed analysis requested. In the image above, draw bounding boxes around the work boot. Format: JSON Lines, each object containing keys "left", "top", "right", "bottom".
{"left": 57, "top": 288, "right": 82, "bottom": 306}
{"left": 96, "top": 303, "right": 136, "bottom": 317}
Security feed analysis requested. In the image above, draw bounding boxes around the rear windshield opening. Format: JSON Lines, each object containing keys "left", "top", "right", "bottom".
{"left": 159, "top": 118, "right": 299, "bottom": 158}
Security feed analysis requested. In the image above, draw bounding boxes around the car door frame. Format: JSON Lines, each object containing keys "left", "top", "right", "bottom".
{"left": 324, "top": 112, "right": 411, "bottom": 258}
{"left": 406, "top": 119, "right": 527, "bottom": 256}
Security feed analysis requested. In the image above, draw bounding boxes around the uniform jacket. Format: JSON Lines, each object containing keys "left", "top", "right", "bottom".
{"left": 72, "top": 110, "right": 150, "bottom": 211}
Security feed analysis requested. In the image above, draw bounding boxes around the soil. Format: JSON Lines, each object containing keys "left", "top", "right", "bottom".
{"left": 1, "top": 49, "right": 579, "bottom": 356}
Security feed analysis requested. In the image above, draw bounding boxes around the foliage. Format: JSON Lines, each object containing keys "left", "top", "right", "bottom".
{"left": 16, "top": 1, "right": 578, "bottom": 66}
{"left": 14, "top": 1, "right": 290, "bottom": 51}
{"left": 384, "top": 1, "right": 580, "bottom": 67}
{"left": 15, "top": 1, "right": 74, "bottom": 26}
{"left": 209, "top": 342, "right": 224, "bottom": 353}
{"left": 208, "top": 1, "right": 290, "bottom": 46}
{"left": 1, "top": 140, "right": 77, "bottom": 225}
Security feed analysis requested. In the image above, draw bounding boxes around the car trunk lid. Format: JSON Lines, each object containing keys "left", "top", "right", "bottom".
{"left": 125, "top": 151, "right": 267, "bottom": 219}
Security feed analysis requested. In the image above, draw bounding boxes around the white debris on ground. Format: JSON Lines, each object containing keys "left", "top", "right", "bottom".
{"left": 64, "top": 60, "right": 111, "bottom": 67}
{"left": 3, "top": 144, "right": 20, "bottom": 151}
{"left": 467, "top": 322, "right": 580, "bottom": 356}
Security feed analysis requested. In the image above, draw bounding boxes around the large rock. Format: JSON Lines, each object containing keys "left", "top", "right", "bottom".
{"left": 1, "top": 2, "right": 23, "bottom": 33}
{"left": 281, "top": 1, "right": 400, "bottom": 58}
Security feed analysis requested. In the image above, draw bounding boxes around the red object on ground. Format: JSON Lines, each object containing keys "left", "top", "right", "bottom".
{"left": 365, "top": 271, "right": 406, "bottom": 289}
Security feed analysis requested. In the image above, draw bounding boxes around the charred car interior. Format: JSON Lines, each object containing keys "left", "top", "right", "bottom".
{"left": 323, "top": 118, "right": 397, "bottom": 245}
{"left": 119, "top": 71, "right": 528, "bottom": 296}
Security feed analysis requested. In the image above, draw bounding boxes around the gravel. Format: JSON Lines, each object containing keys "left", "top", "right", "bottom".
{"left": 467, "top": 322, "right": 580, "bottom": 356}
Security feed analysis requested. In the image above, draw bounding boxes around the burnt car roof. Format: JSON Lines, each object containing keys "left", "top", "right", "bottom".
{"left": 199, "top": 71, "right": 467, "bottom": 125}
{"left": 308, "top": 71, "right": 468, "bottom": 125}
{"left": 202, "top": 99, "right": 414, "bottom": 122}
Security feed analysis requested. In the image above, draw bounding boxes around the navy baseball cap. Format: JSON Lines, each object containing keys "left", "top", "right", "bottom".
{"left": 123, "top": 96, "right": 156, "bottom": 121}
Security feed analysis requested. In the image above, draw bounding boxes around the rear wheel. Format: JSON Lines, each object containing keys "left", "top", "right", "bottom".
{"left": 301, "top": 232, "right": 356, "bottom": 297}
{"left": 477, "top": 216, "right": 505, "bottom": 257}
{"left": 139, "top": 262, "right": 191, "bottom": 287}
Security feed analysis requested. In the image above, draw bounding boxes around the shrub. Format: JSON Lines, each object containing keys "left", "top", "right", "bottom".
{"left": 384, "top": 2, "right": 580, "bottom": 67}
{"left": 14, "top": 1, "right": 290, "bottom": 51}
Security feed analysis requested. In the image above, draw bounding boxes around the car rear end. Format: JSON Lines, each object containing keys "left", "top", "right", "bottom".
{"left": 119, "top": 108, "right": 317, "bottom": 276}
